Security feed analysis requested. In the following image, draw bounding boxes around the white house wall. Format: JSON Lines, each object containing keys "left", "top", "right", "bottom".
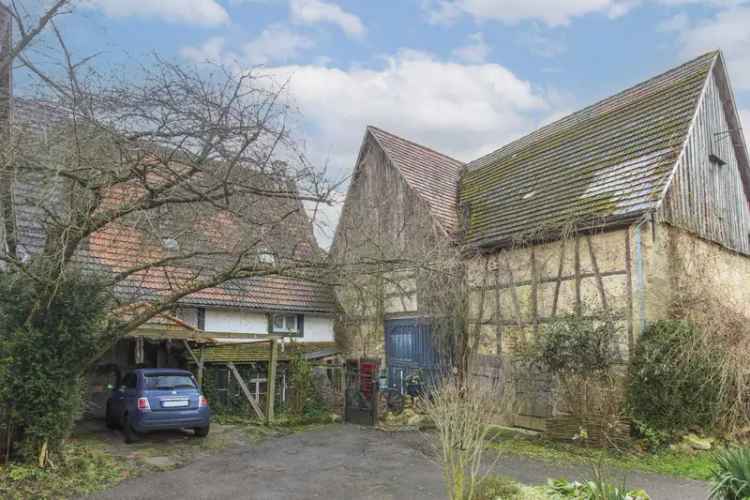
{"left": 177, "top": 306, "right": 334, "bottom": 342}
{"left": 302, "top": 316, "right": 335, "bottom": 342}
{"left": 205, "top": 309, "right": 269, "bottom": 334}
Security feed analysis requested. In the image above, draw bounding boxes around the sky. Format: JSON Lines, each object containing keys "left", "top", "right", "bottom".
{"left": 52, "top": 0, "right": 750, "bottom": 244}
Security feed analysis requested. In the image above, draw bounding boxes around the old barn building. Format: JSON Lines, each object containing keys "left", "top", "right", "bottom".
{"left": 332, "top": 51, "right": 750, "bottom": 429}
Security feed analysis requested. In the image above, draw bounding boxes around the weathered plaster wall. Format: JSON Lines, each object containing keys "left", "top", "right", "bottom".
{"left": 467, "top": 220, "right": 749, "bottom": 430}
{"left": 330, "top": 134, "right": 447, "bottom": 358}
{"left": 466, "top": 228, "right": 633, "bottom": 356}
{"left": 465, "top": 228, "right": 634, "bottom": 430}
{"left": 658, "top": 224, "right": 750, "bottom": 318}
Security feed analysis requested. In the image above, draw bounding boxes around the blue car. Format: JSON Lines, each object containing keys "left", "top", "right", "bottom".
{"left": 105, "top": 368, "right": 211, "bottom": 443}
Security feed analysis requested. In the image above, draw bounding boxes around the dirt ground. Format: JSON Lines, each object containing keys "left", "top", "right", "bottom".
{"left": 83, "top": 424, "right": 710, "bottom": 500}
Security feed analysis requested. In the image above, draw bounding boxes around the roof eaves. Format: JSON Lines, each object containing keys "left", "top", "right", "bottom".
{"left": 654, "top": 52, "right": 718, "bottom": 211}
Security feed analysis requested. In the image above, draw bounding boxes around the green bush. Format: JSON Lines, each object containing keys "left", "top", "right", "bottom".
{"left": 547, "top": 477, "right": 649, "bottom": 500}
{"left": 287, "top": 349, "right": 327, "bottom": 418}
{"left": 710, "top": 447, "right": 750, "bottom": 499}
{"left": 475, "top": 475, "right": 521, "bottom": 500}
{"left": 626, "top": 320, "right": 721, "bottom": 433}
{"left": 0, "top": 267, "right": 109, "bottom": 463}
{"left": 0, "top": 439, "right": 126, "bottom": 499}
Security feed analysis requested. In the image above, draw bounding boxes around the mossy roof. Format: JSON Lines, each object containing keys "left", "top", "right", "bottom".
{"left": 460, "top": 51, "right": 719, "bottom": 249}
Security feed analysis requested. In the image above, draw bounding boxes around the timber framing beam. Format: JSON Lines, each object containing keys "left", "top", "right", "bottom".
{"left": 227, "top": 362, "right": 265, "bottom": 421}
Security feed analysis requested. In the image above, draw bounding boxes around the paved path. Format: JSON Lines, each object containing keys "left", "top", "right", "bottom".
{"left": 87, "top": 425, "right": 709, "bottom": 500}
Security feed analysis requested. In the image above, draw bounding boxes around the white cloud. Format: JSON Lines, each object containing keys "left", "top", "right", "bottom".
{"left": 289, "top": 0, "right": 365, "bottom": 38}
{"left": 243, "top": 25, "right": 315, "bottom": 65}
{"left": 181, "top": 37, "right": 228, "bottom": 64}
{"left": 672, "top": 7, "right": 750, "bottom": 90}
{"left": 263, "top": 50, "right": 550, "bottom": 173}
{"left": 452, "top": 33, "right": 490, "bottom": 63}
{"left": 82, "top": 0, "right": 230, "bottom": 26}
{"left": 181, "top": 26, "right": 314, "bottom": 67}
{"left": 657, "top": 12, "right": 690, "bottom": 32}
{"left": 424, "top": 0, "right": 637, "bottom": 26}
{"left": 516, "top": 28, "right": 566, "bottom": 57}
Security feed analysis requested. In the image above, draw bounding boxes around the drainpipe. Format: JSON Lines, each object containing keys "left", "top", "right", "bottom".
{"left": 633, "top": 214, "right": 650, "bottom": 335}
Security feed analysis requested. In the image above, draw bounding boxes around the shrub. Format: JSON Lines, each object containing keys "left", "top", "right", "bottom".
{"left": 475, "top": 475, "right": 521, "bottom": 500}
{"left": 517, "top": 313, "right": 624, "bottom": 431}
{"left": 419, "top": 372, "right": 506, "bottom": 500}
{"left": 626, "top": 320, "right": 722, "bottom": 433}
{"left": 0, "top": 267, "right": 109, "bottom": 464}
{"left": 547, "top": 477, "right": 650, "bottom": 499}
{"left": 710, "top": 447, "right": 750, "bottom": 500}
{"left": 287, "top": 349, "right": 327, "bottom": 418}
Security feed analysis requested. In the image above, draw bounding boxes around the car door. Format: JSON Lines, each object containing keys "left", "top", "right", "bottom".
{"left": 112, "top": 373, "right": 136, "bottom": 418}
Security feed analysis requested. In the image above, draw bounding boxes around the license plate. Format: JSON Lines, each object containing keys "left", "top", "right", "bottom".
{"left": 162, "top": 399, "right": 189, "bottom": 408}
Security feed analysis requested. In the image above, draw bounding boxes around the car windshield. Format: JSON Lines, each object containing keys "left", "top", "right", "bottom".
{"left": 144, "top": 374, "right": 195, "bottom": 390}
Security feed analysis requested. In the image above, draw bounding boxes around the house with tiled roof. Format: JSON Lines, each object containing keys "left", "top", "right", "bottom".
{"left": 333, "top": 51, "right": 750, "bottom": 429}
{"left": 4, "top": 98, "right": 338, "bottom": 418}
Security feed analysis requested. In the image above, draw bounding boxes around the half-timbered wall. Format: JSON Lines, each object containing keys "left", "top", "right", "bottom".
{"left": 659, "top": 71, "right": 750, "bottom": 255}
{"left": 466, "top": 228, "right": 634, "bottom": 429}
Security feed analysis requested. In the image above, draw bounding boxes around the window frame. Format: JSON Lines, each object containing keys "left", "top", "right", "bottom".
{"left": 269, "top": 313, "right": 304, "bottom": 337}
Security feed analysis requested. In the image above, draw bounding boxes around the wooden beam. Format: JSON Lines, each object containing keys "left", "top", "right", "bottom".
{"left": 135, "top": 337, "right": 144, "bottom": 365}
{"left": 227, "top": 362, "right": 264, "bottom": 420}
{"left": 182, "top": 340, "right": 200, "bottom": 365}
{"left": 585, "top": 234, "right": 609, "bottom": 312}
{"left": 197, "top": 347, "right": 205, "bottom": 389}
{"left": 266, "top": 340, "right": 278, "bottom": 425}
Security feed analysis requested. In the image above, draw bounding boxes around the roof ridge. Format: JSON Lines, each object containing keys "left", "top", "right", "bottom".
{"left": 367, "top": 125, "right": 464, "bottom": 165}
{"left": 467, "top": 50, "right": 719, "bottom": 172}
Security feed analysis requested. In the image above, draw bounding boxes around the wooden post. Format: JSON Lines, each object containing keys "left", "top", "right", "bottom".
{"left": 197, "top": 347, "right": 205, "bottom": 389}
{"left": 266, "top": 339, "right": 278, "bottom": 425}
{"left": 135, "top": 337, "right": 144, "bottom": 365}
{"left": 182, "top": 340, "right": 205, "bottom": 389}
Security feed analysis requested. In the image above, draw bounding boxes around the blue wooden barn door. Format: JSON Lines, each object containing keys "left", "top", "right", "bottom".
{"left": 384, "top": 319, "right": 437, "bottom": 393}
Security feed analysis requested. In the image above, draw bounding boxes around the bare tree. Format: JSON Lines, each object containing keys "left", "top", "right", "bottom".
{"left": 419, "top": 367, "right": 506, "bottom": 500}
{"left": 0, "top": 5, "right": 338, "bottom": 354}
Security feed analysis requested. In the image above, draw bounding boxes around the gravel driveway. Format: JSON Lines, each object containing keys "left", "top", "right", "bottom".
{"left": 86, "top": 424, "right": 710, "bottom": 500}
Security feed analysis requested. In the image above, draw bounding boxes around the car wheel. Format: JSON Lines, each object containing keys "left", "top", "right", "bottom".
{"left": 105, "top": 403, "right": 119, "bottom": 430}
{"left": 123, "top": 414, "right": 141, "bottom": 444}
{"left": 194, "top": 424, "right": 210, "bottom": 438}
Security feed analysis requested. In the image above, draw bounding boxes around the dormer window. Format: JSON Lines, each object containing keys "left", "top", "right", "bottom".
{"left": 161, "top": 237, "right": 179, "bottom": 251}
{"left": 256, "top": 248, "right": 276, "bottom": 266}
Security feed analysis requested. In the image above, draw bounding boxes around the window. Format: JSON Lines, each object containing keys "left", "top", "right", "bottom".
{"left": 161, "top": 237, "right": 179, "bottom": 251}
{"left": 144, "top": 374, "right": 195, "bottom": 390}
{"left": 270, "top": 314, "right": 303, "bottom": 336}
{"left": 709, "top": 153, "right": 727, "bottom": 167}
{"left": 197, "top": 308, "right": 206, "bottom": 331}
{"left": 123, "top": 373, "right": 137, "bottom": 390}
{"left": 256, "top": 248, "right": 276, "bottom": 266}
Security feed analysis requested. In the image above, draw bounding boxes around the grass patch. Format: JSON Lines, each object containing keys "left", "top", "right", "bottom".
{"left": 487, "top": 427, "right": 715, "bottom": 481}
{"left": 475, "top": 475, "right": 551, "bottom": 499}
{"left": 0, "top": 438, "right": 133, "bottom": 500}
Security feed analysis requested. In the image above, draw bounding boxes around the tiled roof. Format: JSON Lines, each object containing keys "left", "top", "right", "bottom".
{"left": 201, "top": 341, "right": 338, "bottom": 363}
{"left": 460, "top": 51, "right": 719, "bottom": 249}
{"left": 368, "top": 126, "right": 464, "bottom": 235}
{"left": 7, "top": 99, "right": 336, "bottom": 314}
